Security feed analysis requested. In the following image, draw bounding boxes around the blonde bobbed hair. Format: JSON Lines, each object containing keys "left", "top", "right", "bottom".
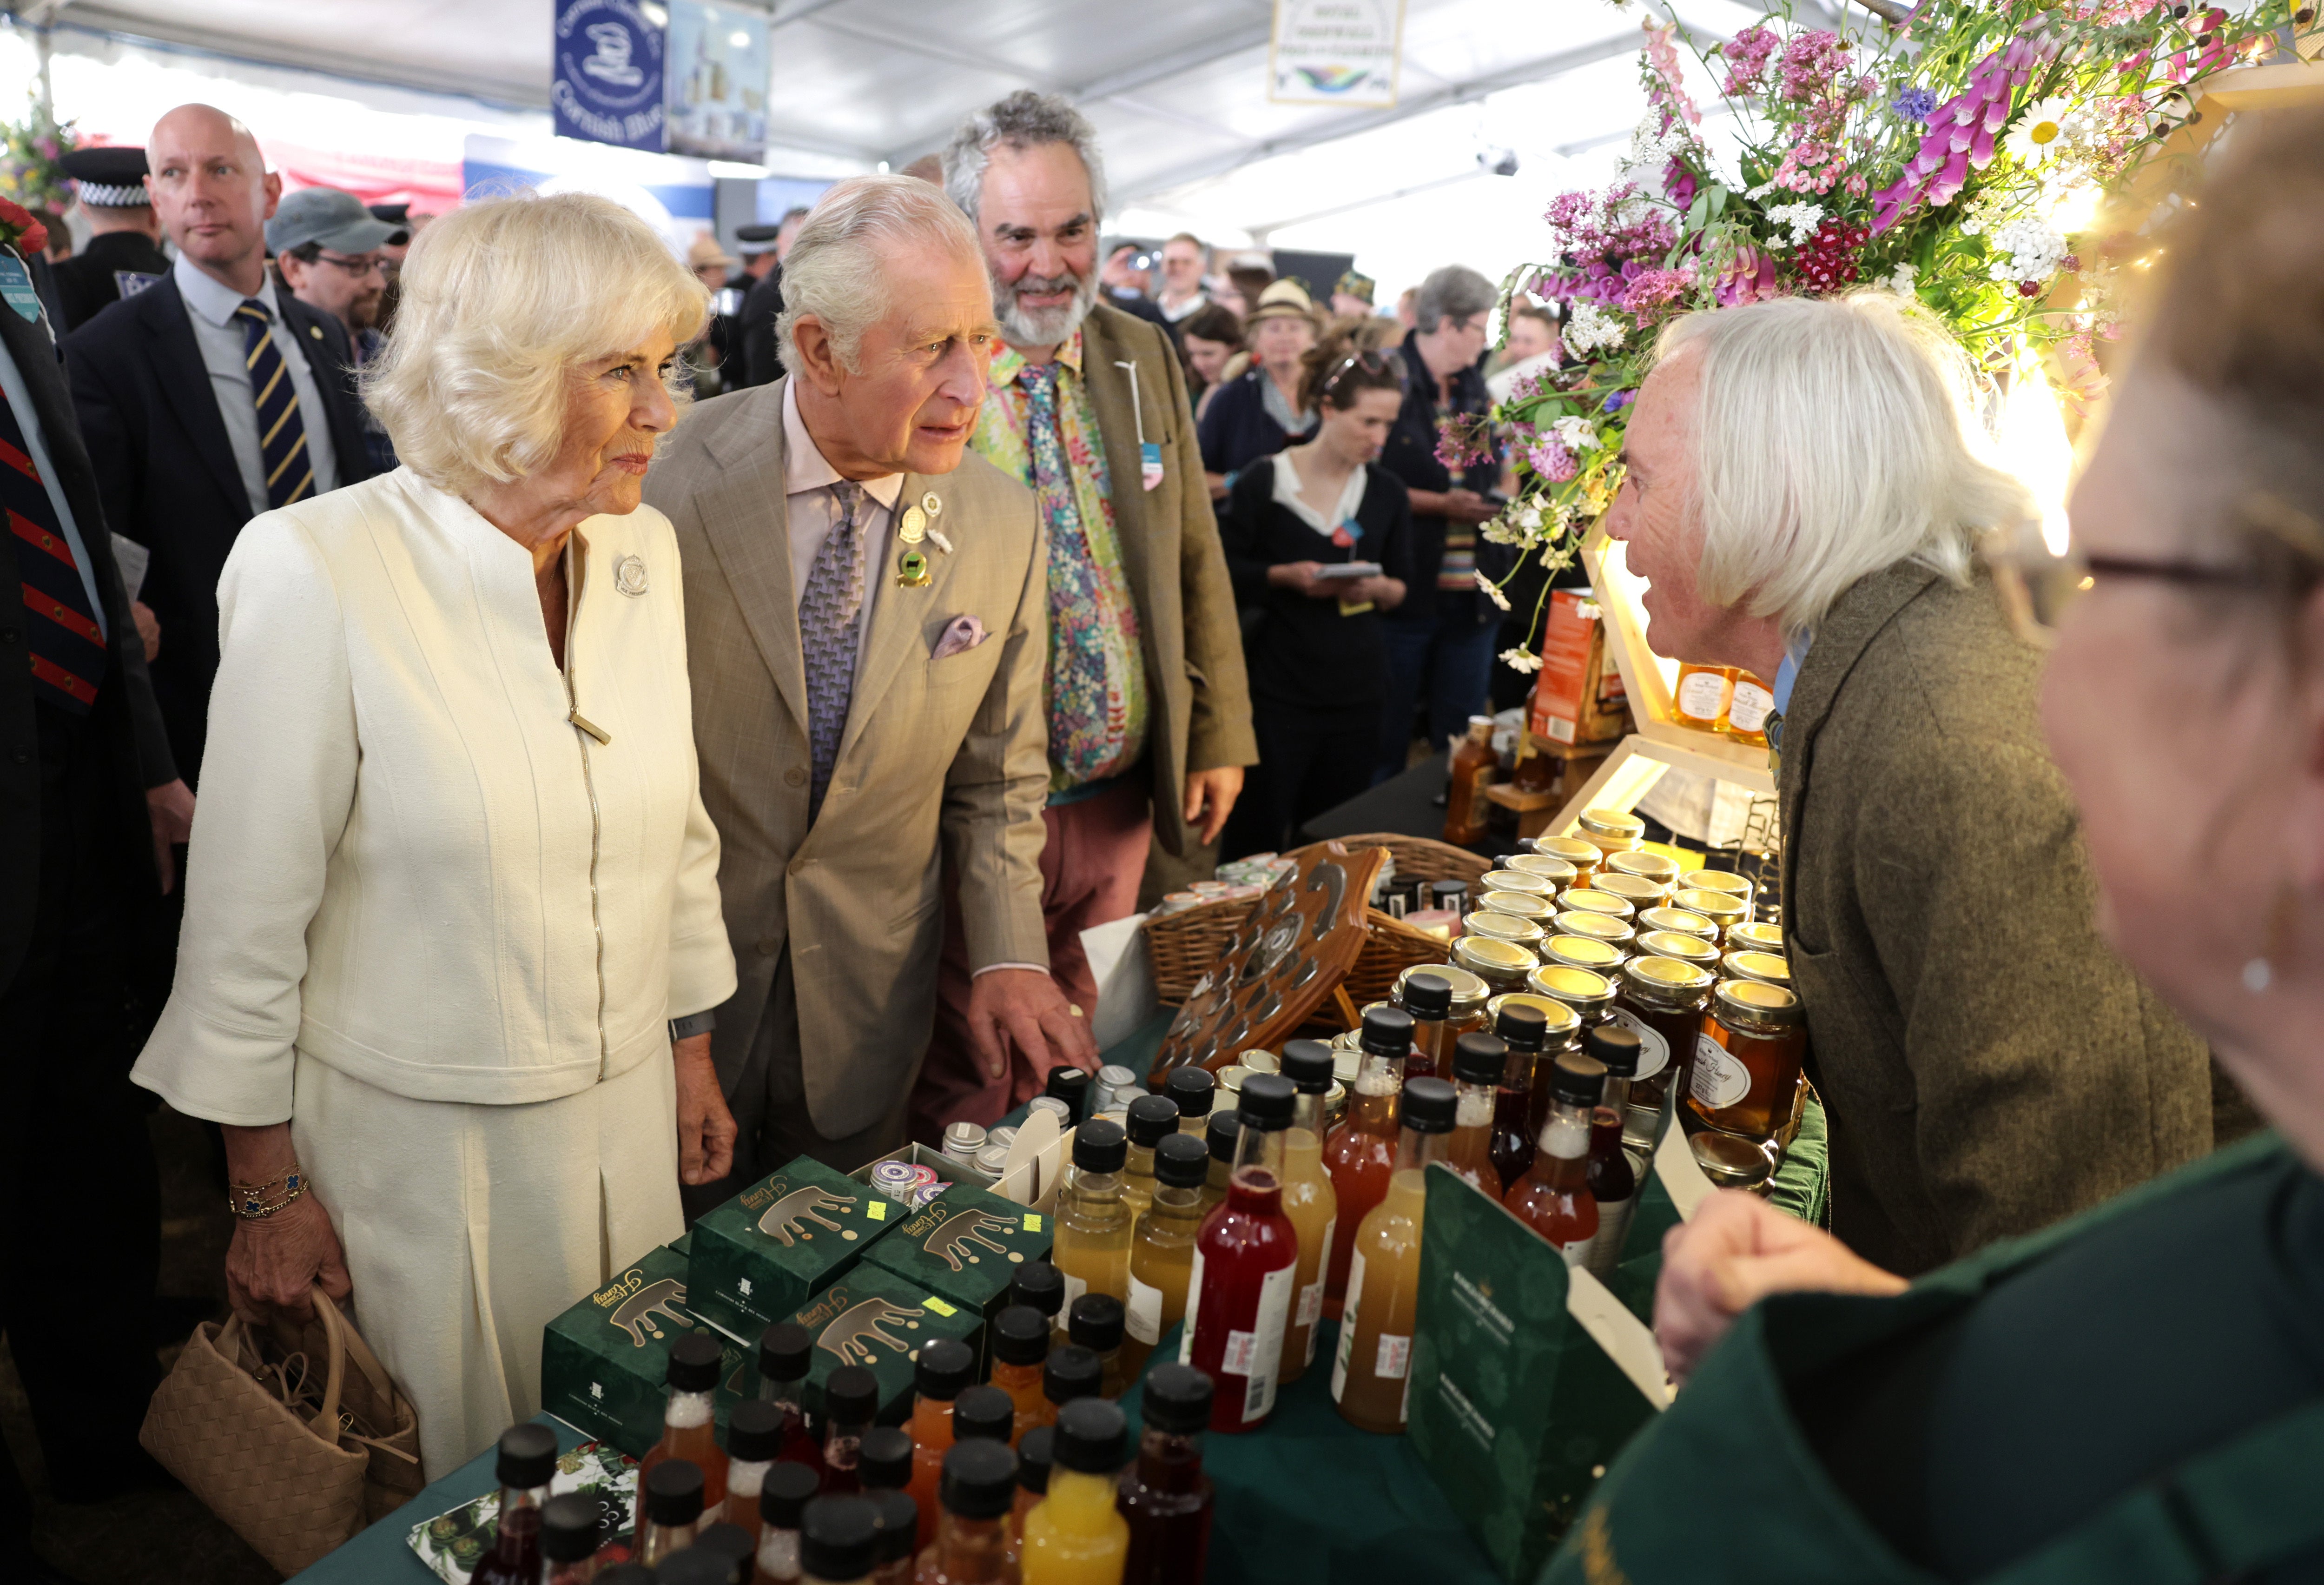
{"left": 1654, "top": 292, "right": 2034, "bottom": 642}
{"left": 363, "top": 191, "right": 709, "bottom": 494}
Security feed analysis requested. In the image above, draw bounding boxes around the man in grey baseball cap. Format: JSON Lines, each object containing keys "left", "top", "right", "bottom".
{"left": 265, "top": 186, "right": 397, "bottom": 339}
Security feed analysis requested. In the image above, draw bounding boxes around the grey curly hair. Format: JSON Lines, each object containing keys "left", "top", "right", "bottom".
{"left": 941, "top": 89, "right": 1109, "bottom": 226}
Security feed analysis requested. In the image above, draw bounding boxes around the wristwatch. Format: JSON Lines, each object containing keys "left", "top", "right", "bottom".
{"left": 669, "top": 1010, "right": 717, "bottom": 1042}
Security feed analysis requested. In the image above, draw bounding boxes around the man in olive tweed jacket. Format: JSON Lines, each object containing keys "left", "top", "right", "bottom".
{"left": 1609, "top": 294, "right": 2224, "bottom": 1277}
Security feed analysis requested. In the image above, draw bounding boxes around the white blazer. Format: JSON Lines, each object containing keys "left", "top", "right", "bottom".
{"left": 133, "top": 468, "right": 738, "bottom": 1124}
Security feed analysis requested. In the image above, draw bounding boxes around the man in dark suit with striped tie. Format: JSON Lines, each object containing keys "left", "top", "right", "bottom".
{"left": 65, "top": 104, "right": 374, "bottom": 783}
{"left": 0, "top": 220, "right": 193, "bottom": 1564}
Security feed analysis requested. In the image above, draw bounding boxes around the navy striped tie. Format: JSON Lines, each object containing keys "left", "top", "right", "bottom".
{"left": 233, "top": 299, "right": 315, "bottom": 509}
{"left": 0, "top": 388, "right": 104, "bottom": 714}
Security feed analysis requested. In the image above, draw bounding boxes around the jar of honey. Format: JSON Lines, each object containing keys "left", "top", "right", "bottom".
{"left": 1685, "top": 869, "right": 1756, "bottom": 912}
{"left": 1526, "top": 836, "right": 1603, "bottom": 886}
{"left": 1476, "top": 889, "right": 1556, "bottom": 925}
{"left": 1727, "top": 920, "right": 1785, "bottom": 955}
{"left": 1673, "top": 661, "right": 1735, "bottom": 732}
{"left": 1688, "top": 980, "right": 1808, "bottom": 1142}
{"left": 1463, "top": 911, "right": 1545, "bottom": 950}
{"left": 1633, "top": 928, "right": 1721, "bottom": 971}
{"left": 1524, "top": 963, "right": 1617, "bottom": 1028}
{"left": 1552, "top": 909, "right": 1635, "bottom": 953}
{"left": 1591, "top": 873, "right": 1669, "bottom": 911}
{"left": 1489, "top": 993, "right": 1584, "bottom": 1147}
{"left": 1721, "top": 950, "right": 1790, "bottom": 989}
{"left": 1723, "top": 673, "right": 1776, "bottom": 749}
{"left": 1611, "top": 955, "right": 1715, "bottom": 1156}
{"left": 1669, "top": 888, "right": 1750, "bottom": 940}
{"left": 1504, "top": 853, "right": 1578, "bottom": 889}
{"left": 1690, "top": 1129, "right": 1774, "bottom": 1190}
{"left": 1391, "top": 965, "right": 1490, "bottom": 1032}
{"left": 1637, "top": 906, "right": 1718, "bottom": 942}
{"left": 1602, "top": 849, "right": 1683, "bottom": 888}
{"left": 1479, "top": 869, "right": 1557, "bottom": 900}
{"left": 1575, "top": 809, "right": 1646, "bottom": 856}
{"left": 1541, "top": 933, "right": 1627, "bottom": 975}
{"left": 1558, "top": 888, "right": 1636, "bottom": 922}
{"left": 1452, "top": 935, "right": 1540, "bottom": 998}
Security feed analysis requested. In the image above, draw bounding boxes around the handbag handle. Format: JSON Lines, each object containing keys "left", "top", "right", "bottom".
{"left": 305, "top": 1286, "right": 350, "bottom": 1439}
{"left": 310, "top": 1287, "right": 403, "bottom": 1426}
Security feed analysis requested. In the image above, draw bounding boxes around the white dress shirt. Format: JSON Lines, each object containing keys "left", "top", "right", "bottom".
{"left": 0, "top": 340, "right": 106, "bottom": 637}
{"left": 172, "top": 252, "right": 340, "bottom": 518}
{"left": 782, "top": 377, "right": 899, "bottom": 673}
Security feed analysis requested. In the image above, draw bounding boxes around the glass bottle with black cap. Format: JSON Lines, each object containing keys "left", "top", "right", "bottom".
{"left": 1581, "top": 1024, "right": 1644, "bottom": 1281}
{"left": 1051, "top": 1117, "right": 1132, "bottom": 1312}
{"left": 541, "top": 1490, "right": 603, "bottom": 1585}
{"left": 1185, "top": 1073, "right": 1300, "bottom": 1433}
{"left": 987, "top": 1304, "right": 1050, "bottom": 1439}
{"left": 1276, "top": 1040, "right": 1340, "bottom": 1382}
{"left": 757, "top": 1321, "right": 822, "bottom": 1471}
{"left": 1068, "top": 1292, "right": 1128, "bottom": 1398}
{"left": 1322, "top": 1003, "right": 1412, "bottom": 1301}
{"left": 1020, "top": 1398, "right": 1130, "bottom": 1583}
{"left": 1201, "top": 1110, "right": 1240, "bottom": 1216}
{"left": 869, "top": 1487, "right": 918, "bottom": 1585}
{"left": 689, "top": 1520, "right": 760, "bottom": 1583}
{"left": 723, "top": 1399, "right": 787, "bottom": 1531}
{"left": 470, "top": 1422, "right": 559, "bottom": 1585}
{"left": 1008, "top": 1261, "right": 1068, "bottom": 1352}
{"left": 1125, "top": 1132, "right": 1209, "bottom": 1379}
{"left": 1162, "top": 1066, "right": 1215, "bottom": 1138}
{"left": 639, "top": 1458, "right": 707, "bottom": 1567}
{"left": 642, "top": 1333, "right": 730, "bottom": 1515}
{"left": 658, "top": 1542, "right": 746, "bottom": 1585}
{"left": 799, "top": 1493, "right": 882, "bottom": 1585}
{"left": 1117, "top": 1363, "right": 1216, "bottom": 1585}
{"left": 1503, "top": 1053, "right": 1607, "bottom": 1261}
{"left": 1444, "top": 1032, "right": 1508, "bottom": 1199}
{"left": 1334, "top": 1076, "right": 1457, "bottom": 1434}
{"left": 819, "top": 1366, "right": 881, "bottom": 1494}
{"left": 915, "top": 1437, "right": 1017, "bottom": 1584}
{"left": 905, "top": 1339, "right": 976, "bottom": 1545}
{"left": 1007, "top": 1425, "right": 1053, "bottom": 1558}
{"left": 857, "top": 1428, "right": 912, "bottom": 1493}
{"left": 1489, "top": 1001, "right": 1548, "bottom": 1185}
{"left": 1120, "top": 1093, "right": 1179, "bottom": 1227}
{"left": 754, "top": 1461, "right": 821, "bottom": 1584}
{"left": 952, "top": 1386, "right": 1015, "bottom": 1447}
{"left": 1401, "top": 970, "right": 1457, "bottom": 1081}
{"left": 1043, "top": 1065, "right": 1093, "bottom": 1126}
{"left": 1031, "top": 1343, "right": 1101, "bottom": 1437}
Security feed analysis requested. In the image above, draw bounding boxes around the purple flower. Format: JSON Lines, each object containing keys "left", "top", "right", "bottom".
{"left": 1602, "top": 391, "right": 1633, "bottom": 414}
{"left": 1890, "top": 87, "right": 1937, "bottom": 122}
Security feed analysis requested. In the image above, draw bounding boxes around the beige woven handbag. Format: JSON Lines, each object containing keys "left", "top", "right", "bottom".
{"left": 141, "top": 1288, "right": 422, "bottom": 1573}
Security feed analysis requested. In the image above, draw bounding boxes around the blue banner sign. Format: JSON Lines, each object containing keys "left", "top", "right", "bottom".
{"left": 553, "top": 0, "right": 669, "bottom": 153}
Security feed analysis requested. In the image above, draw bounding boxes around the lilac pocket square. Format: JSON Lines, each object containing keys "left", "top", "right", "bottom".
{"left": 932, "top": 615, "right": 987, "bottom": 660}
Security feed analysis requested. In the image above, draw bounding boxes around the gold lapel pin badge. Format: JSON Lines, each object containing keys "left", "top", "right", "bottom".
{"left": 897, "top": 548, "right": 932, "bottom": 588}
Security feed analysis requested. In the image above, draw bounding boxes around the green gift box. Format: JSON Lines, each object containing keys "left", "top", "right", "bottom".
{"left": 539, "top": 1244, "right": 749, "bottom": 1459}
{"left": 789, "top": 1263, "right": 986, "bottom": 1424}
{"left": 688, "top": 1155, "right": 898, "bottom": 1340}
{"left": 860, "top": 1179, "right": 1054, "bottom": 1332}
{"left": 1406, "top": 1164, "right": 1670, "bottom": 1584}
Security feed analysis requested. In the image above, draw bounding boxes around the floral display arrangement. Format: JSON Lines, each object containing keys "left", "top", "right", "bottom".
{"left": 0, "top": 94, "right": 77, "bottom": 216}
{"left": 1468, "top": 0, "right": 2315, "bottom": 665}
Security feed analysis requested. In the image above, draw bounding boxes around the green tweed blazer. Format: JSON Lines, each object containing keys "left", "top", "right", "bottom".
{"left": 1777, "top": 562, "right": 2217, "bottom": 1276}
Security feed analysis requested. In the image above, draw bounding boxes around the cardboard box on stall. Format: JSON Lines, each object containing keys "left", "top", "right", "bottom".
{"left": 787, "top": 1263, "right": 987, "bottom": 1424}
{"left": 686, "top": 1155, "right": 899, "bottom": 1341}
{"left": 1529, "top": 589, "right": 1631, "bottom": 747}
{"left": 537, "top": 1243, "right": 748, "bottom": 1460}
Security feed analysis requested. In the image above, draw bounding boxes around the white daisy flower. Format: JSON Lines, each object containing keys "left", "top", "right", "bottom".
{"left": 2006, "top": 98, "right": 2076, "bottom": 164}
{"left": 1499, "top": 648, "right": 1544, "bottom": 674}
{"left": 1475, "top": 571, "right": 1513, "bottom": 611}
{"left": 1550, "top": 416, "right": 1601, "bottom": 453}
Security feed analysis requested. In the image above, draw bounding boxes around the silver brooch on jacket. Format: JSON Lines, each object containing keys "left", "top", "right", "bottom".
{"left": 614, "top": 554, "right": 649, "bottom": 596}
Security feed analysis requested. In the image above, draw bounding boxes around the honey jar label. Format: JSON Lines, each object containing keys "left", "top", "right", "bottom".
{"left": 1609, "top": 1008, "right": 1670, "bottom": 1080}
{"left": 1677, "top": 670, "right": 1730, "bottom": 721}
{"left": 1691, "top": 1035, "right": 1751, "bottom": 1110}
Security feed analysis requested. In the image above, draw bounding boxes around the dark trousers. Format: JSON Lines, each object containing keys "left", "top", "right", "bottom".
{"left": 1225, "top": 701, "right": 1378, "bottom": 859}
{"left": 0, "top": 703, "right": 160, "bottom": 1499}
{"left": 1376, "top": 598, "right": 1500, "bottom": 781}
{"left": 679, "top": 948, "right": 913, "bottom": 1220}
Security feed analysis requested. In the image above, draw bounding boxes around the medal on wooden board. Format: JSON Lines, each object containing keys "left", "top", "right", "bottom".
{"left": 897, "top": 548, "right": 932, "bottom": 587}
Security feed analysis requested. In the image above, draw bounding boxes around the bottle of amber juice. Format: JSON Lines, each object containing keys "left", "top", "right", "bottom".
{"left": 1334, "top": 1076, "right": 1456, "bottom": 1434}
{"left": 1124, "top": 1133, "right": 1210, "bottom": 1380}
{"left": 1443, "top": 1032, "right": 1507, "bottom": 1199}
{"left": 1503, "top": 1054, "right": 1606, "bottom": 1262}
{"left": 1121, "top": 1094, "right": 1180, "bottom": 1230}
{"left": 1488, "top": 1001, "right": 1550, "bottom": 1186}
{"left": 1050, "top": 1118, "right": 1132, "bottom": 1312}
{"left": 640, "top": 1334, "right": 729, "bottom": 1518}
{"left": 1400, "top": 970, "right": 1457, "bottom": 1081}
{"left": 1274, "top": 1040, "right": 1340, "bottom": 1383}
{"left": 1320, "top": 1005, "right": 1409, "bottom": 1302}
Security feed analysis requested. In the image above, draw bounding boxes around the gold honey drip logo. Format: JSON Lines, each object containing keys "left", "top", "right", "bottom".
{"left": 919, "top": 1208, "right": 1022, "bottom": 1272}
{"left": 594, "top": 1267, "right": 693, "bottom": 1348}
{"left": 815, "top": 1296, "right": 927, "bottom": 1367}
{"left": 753, "top": 1182, "right": 861, "bottom": 1247}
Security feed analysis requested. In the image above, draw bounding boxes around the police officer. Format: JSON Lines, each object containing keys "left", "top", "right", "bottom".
{"left": 49, "top": 146, "right": 169, "bottom": 333}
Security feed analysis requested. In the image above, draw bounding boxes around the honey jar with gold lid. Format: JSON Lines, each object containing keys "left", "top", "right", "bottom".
{"left": 1452, "top": 934, "right": 1540, "bottom": 997}
{"left": 1524, "top": 962, "right": 1617, "bottom": 1026}
{"left": 1476, "top": 889, "right": 1556, "bottom": 923}
{"left": 1686, "top": 868, "right": 1755, "bottom": 909}
{"left": 1722, "top": 949, "right": 1790, "bottom": 988}
{"left": 1391, "top": 964, "right": 1489, "bottom": 1025}
{"left": 1728, "top": 920, "right": 1784, "bottom": 954}
{"left": 1541, "top": 933, "right": 1626, "bottom": 974}
{"left": 1689, "top": 980, "right": 1807, "bottom": 1142}
{"left": 1485, "top": 991, "right": 1582, "bottom": 1053}
{"left": 1670, "top": 887, "right": 1750, "bottom": 937}
{"left": 1575, "top": 808, "right": 1646, "bottom": 855}
{"left": 1504, "top": 853, "right": 1578, "bottom": 888}
{"left": 1611, "top": 954, "right": 1716, "bottom": 1154}
{"left": 1638, "top": 905, "right": 1718, "bottom": 941}
{"left": 1634, "top": 928, "right": 1720, "bottom": 969}
{"left": 1479, "top": 868, "right": 1557, "bottom": 898}
{"left": 1528, "top": 834, "right": 1601, "bottom": 870}
{"left": 1591, "top": 873, "right": 1670, "bottom": 910}
{"left": 1558, "top": 887, "right": 1636, "bottom": 921}
{"left": 1552, "top": 909, "right": 1635, "bottom": 950}
{"left": 1603, "top": 849, "right": 1682, "bottom": 887}
{"left": 1464, "top": 910, "right": 1545, "bottom": 948}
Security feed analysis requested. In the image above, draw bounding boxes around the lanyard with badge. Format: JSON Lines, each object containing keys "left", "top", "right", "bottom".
{"left": 1113, "top": 359, "right": 1165, "bottom": 490}
{"left": 0, "top": 250, "right": 47, "bottom": 329}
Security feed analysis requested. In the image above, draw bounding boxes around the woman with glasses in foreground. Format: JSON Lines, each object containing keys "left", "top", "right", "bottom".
{"left": 1550, "top": 110, "right": 2324, "bottom": 1584}
{"left": 1217, "top": 338, "right": 1413, "bottom": 857}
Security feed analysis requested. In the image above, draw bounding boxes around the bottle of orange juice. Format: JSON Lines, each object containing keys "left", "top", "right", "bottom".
{"left": 1019, "top": 1399, "right": 1130, "bottom": 1585}
{"left": 1334, "top": 1078, "right": 1457, "bottom": 1435}
{"left": 1274, "top": 1041, "right": 1340, "bottom": 1383}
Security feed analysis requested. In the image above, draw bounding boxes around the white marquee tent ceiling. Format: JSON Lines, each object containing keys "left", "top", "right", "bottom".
{"left": 13, "top": 0, "right": 1868, "bottom": 291}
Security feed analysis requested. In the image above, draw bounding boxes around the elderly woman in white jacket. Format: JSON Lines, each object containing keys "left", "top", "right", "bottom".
{"left": 133, "top": 192, "right": 739, "bottom": 1475}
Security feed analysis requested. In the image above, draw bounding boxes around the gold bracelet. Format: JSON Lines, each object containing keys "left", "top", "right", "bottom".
{"left": 231, "top": 1170, "right": 309, "bottom": 1220}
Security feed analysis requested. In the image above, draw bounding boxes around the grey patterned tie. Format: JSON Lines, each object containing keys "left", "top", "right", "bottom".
{"left": 799, "top": 480, "right": 868, "bottom": 817}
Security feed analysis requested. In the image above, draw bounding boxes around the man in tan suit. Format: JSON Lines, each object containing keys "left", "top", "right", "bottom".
{"left": 645, "top": 175, "right": 1095, "bottom": 1182}
{"left": 914, "top": 91, "right": 1258, "bottom": 1135}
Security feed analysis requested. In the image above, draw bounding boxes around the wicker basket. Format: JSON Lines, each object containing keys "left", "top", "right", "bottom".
{"left": 1145, "top": 834, "right": 1488, "bottom": 1008}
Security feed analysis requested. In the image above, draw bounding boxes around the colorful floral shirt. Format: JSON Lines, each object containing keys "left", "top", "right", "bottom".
{"left": 972, "top": 332, "right": 1149, "bottom": 798}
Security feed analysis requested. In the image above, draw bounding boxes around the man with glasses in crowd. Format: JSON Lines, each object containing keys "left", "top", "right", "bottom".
{"left": 270, "top": 187, "right": 402, "bottom": 473}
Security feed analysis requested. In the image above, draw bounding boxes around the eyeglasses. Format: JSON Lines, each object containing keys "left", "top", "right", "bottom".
{"left": 1987, "top": 531, "right": 2278, "bottom": 646}
{"left": 313, "top": 252, "right": 387, "bottom": 278}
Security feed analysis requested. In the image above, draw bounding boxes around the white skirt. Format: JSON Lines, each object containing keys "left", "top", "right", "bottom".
{"left": 290, "top": 1048, "right": 684, "bottom": 1478}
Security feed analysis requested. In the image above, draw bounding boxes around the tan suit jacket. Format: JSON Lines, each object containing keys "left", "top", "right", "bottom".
{"left": 1075, "top": 304, "right": 1257, "bottom": 854}
{"left": 644, "top": 379, "right": 1052, "bottom": 1138}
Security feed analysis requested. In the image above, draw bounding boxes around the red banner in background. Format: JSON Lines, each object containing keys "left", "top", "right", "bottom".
{"left": 75, "top": 133, "right": 465, "bottom": 217}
